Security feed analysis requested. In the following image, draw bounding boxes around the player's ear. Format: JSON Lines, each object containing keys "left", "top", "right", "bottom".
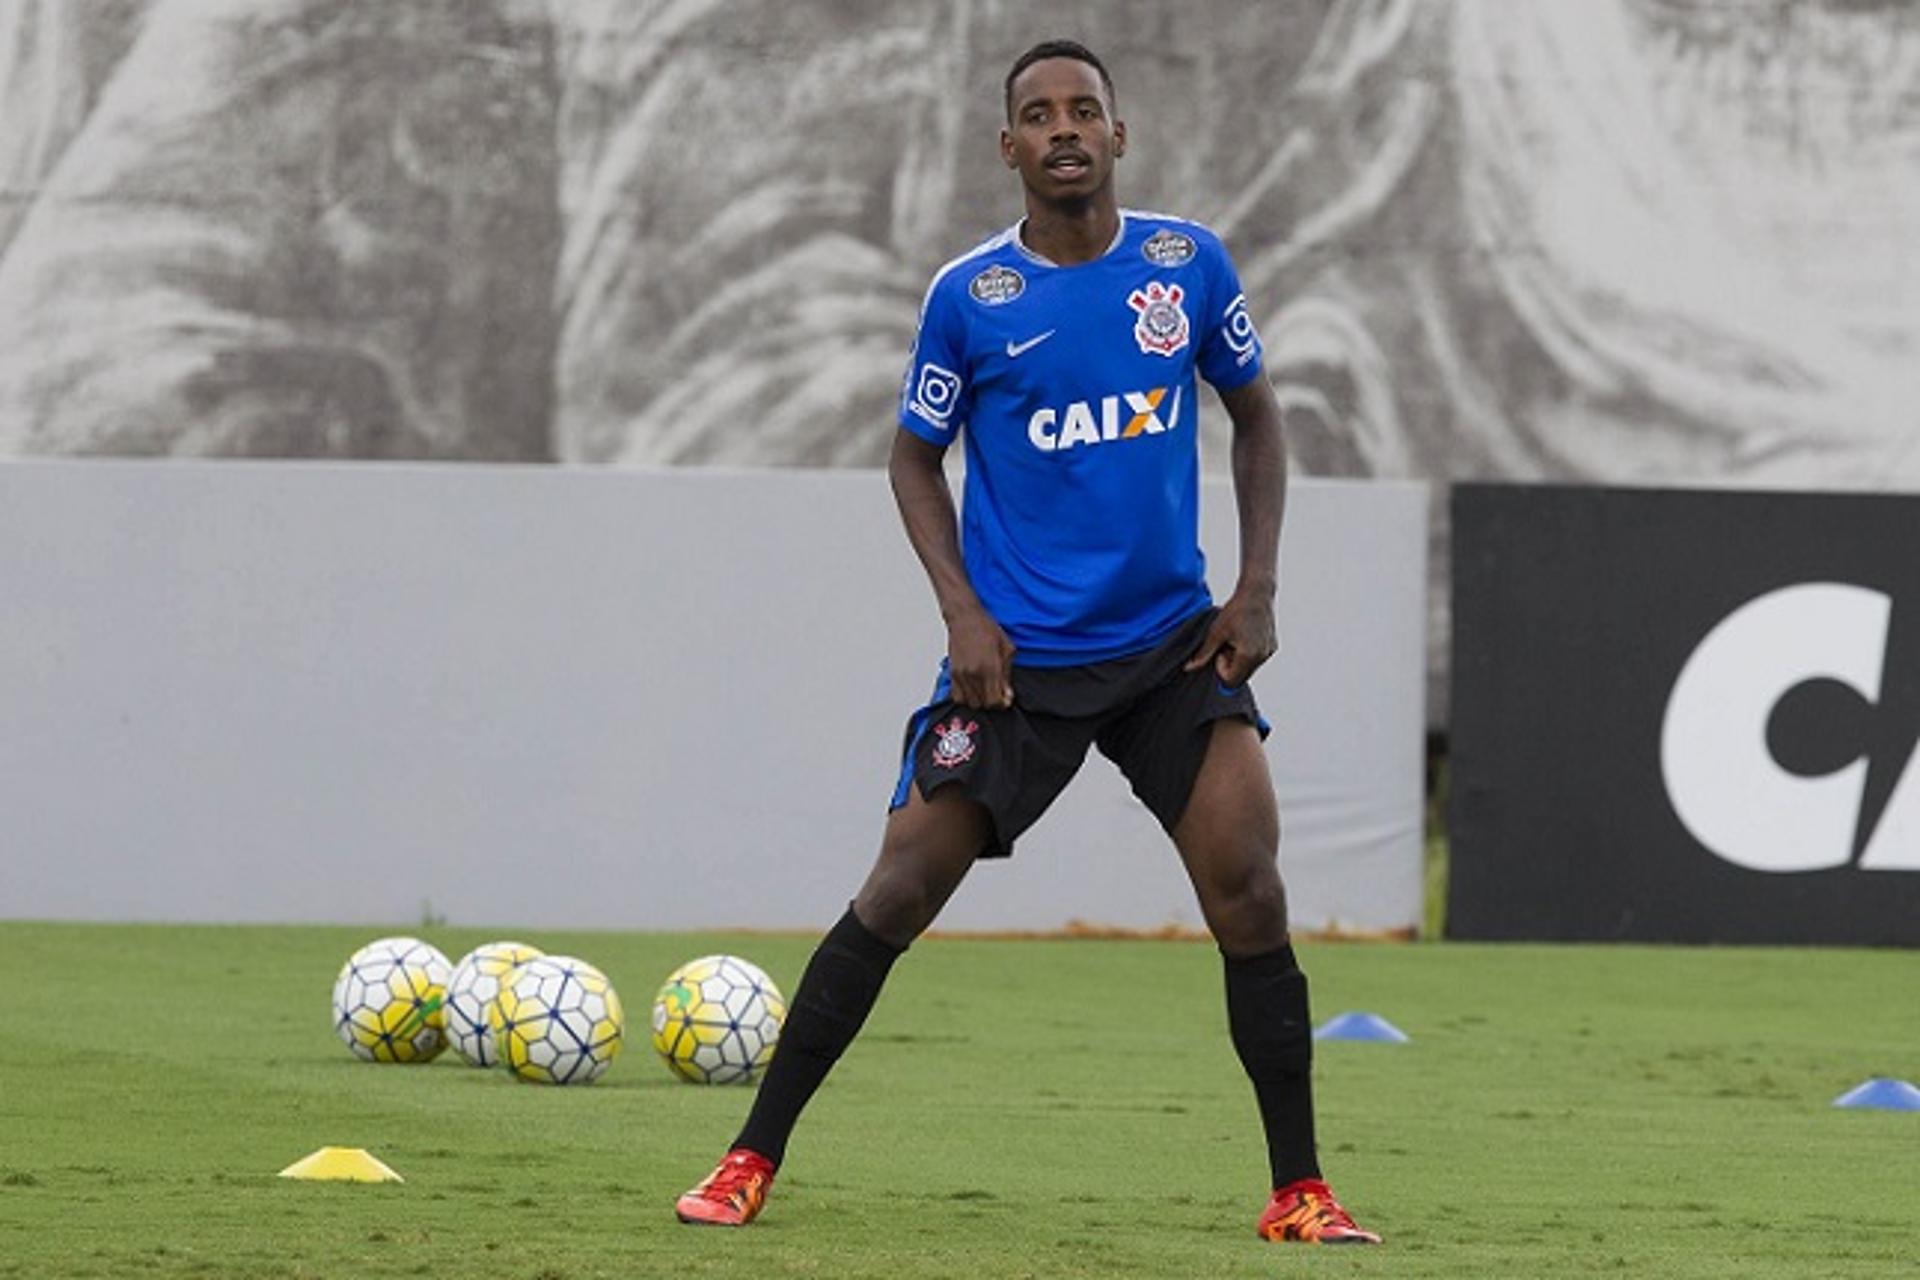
{"left": 1112, "top": 118, "right": 1127, "bottom": 158}
{"left": 1000, "top": 127, "right": 1017, "bottom": 169}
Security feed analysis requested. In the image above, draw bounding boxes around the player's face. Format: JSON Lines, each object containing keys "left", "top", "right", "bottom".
{"left": 1000, "top": 58, "right": 1125, "bottom": 206}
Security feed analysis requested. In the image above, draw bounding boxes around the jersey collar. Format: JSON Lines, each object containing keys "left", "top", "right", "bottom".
{"left": 1011, "top": 212, "right": 1128, "bottom": 268}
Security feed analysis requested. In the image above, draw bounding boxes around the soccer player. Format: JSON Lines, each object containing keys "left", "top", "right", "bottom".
{"left": 675, "top": 39, "right": 1379, "bottom": 1246}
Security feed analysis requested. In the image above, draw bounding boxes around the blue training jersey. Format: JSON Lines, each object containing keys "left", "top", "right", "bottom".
{"left": 898, "top": 210, "right": 1265, "bottom": 666}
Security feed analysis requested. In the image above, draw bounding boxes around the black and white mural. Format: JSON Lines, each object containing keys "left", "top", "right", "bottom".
{"left": 2, "top": 0, "right": 1915, "bottom": 719}
{"left": 6, "top": 0, "right": 1913, "bottom": 478}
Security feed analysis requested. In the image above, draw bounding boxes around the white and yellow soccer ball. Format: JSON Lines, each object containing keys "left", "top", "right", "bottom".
{"left": 489, "top": 955, "right": 624, "bottom": 1085}
{"left": 444, "top": 941, "right": 544, "bottom": 1067}
{"left": 651, "top": 954, "right": 787, "bottom": 1085}
{"left": 330, "top": 936, "right": 452, "bottom": 1063}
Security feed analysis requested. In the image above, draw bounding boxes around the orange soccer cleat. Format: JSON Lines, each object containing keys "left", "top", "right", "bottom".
{"left": 1256, "top": 1177, "right": 1381, "bottom": 1245}
{"left": 675, "top": 1148, "right": 777, "bottom": 1227}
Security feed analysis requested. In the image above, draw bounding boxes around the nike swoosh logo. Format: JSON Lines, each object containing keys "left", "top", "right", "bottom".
{"left": 1005, "top": 330, "right": 1056, "bottom": 358}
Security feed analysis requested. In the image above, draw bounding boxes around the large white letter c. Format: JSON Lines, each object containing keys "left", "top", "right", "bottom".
{"left": 1027, "top": 407, "right": 1057, "bottom": 452}
{"left": 1660, "top": 583, "right": 1890, "bottom": 873}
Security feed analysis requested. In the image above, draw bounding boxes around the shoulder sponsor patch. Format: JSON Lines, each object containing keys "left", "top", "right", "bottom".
{"left": 1141, "top": 228, "right": 1196, "bottom": 267}
{"left": 968, "top": 264, "right": 1025, "bottom": 306}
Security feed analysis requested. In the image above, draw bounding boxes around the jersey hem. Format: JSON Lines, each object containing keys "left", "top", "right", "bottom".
{"left": 1004, "top": 604, "right": 1212, "bottom": 668}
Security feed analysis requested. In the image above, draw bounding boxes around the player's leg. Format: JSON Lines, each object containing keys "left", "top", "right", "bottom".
{"left": 680, "top": 675, "right": 1093, "bottom": 1226}
{"left": 675, "top": 783, "right": 992, "bottom": 1226}
{"left": 849, "top": 779, "right": 997, "bottom": 945}
{"left": 1170, "top": 719, "right": 1288, "bottom": 951}
{"left": 1171, "top": 722, "right": 1311, "bottom": 1183}
{"left": 1171, "top": 720, "right": 1379, "bottom": 1245}
{"left": 733, "top": 782, "right": 990, "bottom": 1156}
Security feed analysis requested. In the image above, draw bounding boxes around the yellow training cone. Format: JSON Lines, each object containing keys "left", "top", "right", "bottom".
{"left": 277, "top": 1147, "right": 404, "bottom": 1183}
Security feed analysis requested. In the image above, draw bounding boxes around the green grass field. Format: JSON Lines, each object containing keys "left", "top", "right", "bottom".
{"left": 1, "top": 923, "right": 1914, "bottom": 1278}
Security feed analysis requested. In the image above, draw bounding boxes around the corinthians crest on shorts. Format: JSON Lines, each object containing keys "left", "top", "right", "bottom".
{"left": 929, "top": 716, "right": 979, "bottom": 768}
{"left": 1127, "top": 280, "right": 1189, "bottom": 357}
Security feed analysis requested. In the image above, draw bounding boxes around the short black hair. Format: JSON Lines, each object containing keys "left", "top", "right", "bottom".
{"left": 1004, "top": 39, "right": 1115, "bottom": 122}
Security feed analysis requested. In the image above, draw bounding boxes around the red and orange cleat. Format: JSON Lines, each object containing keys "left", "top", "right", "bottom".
{"left": 1257, "top": 1178, "right": 1381, "bottom": 1245}
{"left": 675, "top": 1148, "right": 776, "bottom": 1227}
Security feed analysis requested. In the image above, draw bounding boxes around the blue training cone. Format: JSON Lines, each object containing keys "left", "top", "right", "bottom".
{"left": 1313, "top": 1012, "right": 1409, "bottom": 1043}
{"left": 1832, "top": 1078, "right": 1920, "bottom": 1112}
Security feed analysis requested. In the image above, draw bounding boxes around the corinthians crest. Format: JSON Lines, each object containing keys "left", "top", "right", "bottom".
{"left": 1127, "top": 280, "right": 1189, "bottom": 357}
{"left": 929, "top": 716, "right": 979, "bottom": 768}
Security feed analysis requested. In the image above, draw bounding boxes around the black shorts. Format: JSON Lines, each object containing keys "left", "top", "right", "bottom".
{"left": 888, "top": 608, "right": 1270, "bottom": 858}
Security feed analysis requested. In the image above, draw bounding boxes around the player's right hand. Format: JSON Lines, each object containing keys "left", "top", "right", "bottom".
{"left": 947, "top": 607, "right": 1016, "bottom": 709}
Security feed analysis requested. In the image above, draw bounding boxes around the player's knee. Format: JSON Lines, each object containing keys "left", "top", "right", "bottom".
{"left": 853, "top": 868, "right": 940, "bottom": 945}
{"left": 1200, "top": 850, "right": 1281, "bottom": 909}
{"left": 1242, "top": 869, "right": 1288, "bottom": 921}
{"left": 861, "top": 792, "right": 987, "bottom": 942}
{"left": 1208, "top": 865, "right": 1290, "bottom": 953}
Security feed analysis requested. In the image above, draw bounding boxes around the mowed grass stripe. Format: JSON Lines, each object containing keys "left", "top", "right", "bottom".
{"left": 0, "top": 923, "right": 1914, "bottom": 1278}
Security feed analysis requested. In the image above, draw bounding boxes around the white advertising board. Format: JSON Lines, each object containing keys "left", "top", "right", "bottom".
{"left": 0, "top": 463, "right": 1425, "bottom": 934}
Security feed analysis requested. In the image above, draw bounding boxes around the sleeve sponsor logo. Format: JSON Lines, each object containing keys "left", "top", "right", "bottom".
{"left": 1222, "top": 293, "right": 1260, "bottom": 366}
{"left": 909, "top": 362, "right": 963, "bottom": 430}
{"left": 1141, "top": 228, "right": 1196, "bottom": 267}
{"left": 968, "top": 264, "right": 1025, "bottom": 306}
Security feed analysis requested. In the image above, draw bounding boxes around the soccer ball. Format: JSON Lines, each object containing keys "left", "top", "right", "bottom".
{"left": 331, "top": 936, "right": 452, "bottom": 1063}
{"left": 651, "top": 954, "right": 786, "bottom": 1085}
{"left": 444, "top": 941, "right": 544, "bottom": 1067}
{"left": 490, "top": 955, "right": 624, "bottom": 1085}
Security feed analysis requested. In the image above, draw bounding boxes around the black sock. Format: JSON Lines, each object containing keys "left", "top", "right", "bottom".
{"left": 1223, "top": 942, "right": 1321, "bottom": 1189}
{"left": 732, "top": 906, "right": 905, "bottom": 1168}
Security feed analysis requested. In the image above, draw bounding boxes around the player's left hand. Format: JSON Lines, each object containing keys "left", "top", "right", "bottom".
{"left": 1183, "top": 592, "right": 1277, "bottom": 688}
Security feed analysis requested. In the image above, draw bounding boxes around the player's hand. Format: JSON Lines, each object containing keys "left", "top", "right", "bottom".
{"left": 1184, "top": 591, "right": 1277, "bottom": 688}
{"left": 947, "top": 606, "right": 1016, "bottom": 709}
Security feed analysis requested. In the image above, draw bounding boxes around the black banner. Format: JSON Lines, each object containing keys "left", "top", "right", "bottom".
{"left": 1449, "top": 484, "right": 1920, "bottom": 944}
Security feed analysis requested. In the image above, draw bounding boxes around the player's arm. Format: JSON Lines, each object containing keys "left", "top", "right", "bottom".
{"left": 1185, "top": 372, "right": 1285, "bottom": 686}
{"left": 888, "top": 429, "right": 1015, "bottom": 709}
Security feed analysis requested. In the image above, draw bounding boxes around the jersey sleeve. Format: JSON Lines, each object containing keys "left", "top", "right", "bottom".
{"left": 1194, "top": 236, "right": 1265, "bottom": 391}
{"left": 898, "top": 276, "right": 973, "bottom": 446}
